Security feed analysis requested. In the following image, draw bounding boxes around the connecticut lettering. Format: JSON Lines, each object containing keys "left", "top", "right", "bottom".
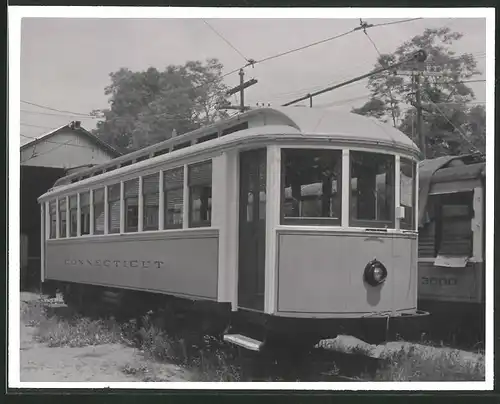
{"left": 64, "top": 259, "right": 164, "bottom": 269}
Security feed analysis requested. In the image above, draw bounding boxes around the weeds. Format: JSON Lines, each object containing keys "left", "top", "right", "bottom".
{"left": 373, "top": 346, "right": 485, "bottom": 381}
{"left": 35, "top": 315, "right": 124, "bottom": 348}
{"left": 21, "top": 298, "right": 485, "bottom": 382}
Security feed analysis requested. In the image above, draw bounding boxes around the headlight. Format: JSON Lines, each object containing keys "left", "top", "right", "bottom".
{"left": 364, "top": 259, "right": 388, "bottom": 286}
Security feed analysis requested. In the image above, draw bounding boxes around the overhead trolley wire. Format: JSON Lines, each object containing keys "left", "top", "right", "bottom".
{"left": 246, "top": 17, "right": 423, "bottom": 68}
{"left": 360, "top": 19, "right": 399, "bottom": 126}
{"left": 422, "top": 93, "right": 484, "bottom": 156}
{"left": 21, "top": 109, "right": 100, "bottom": 119}
{"left": 20, "top": 100, "right": 95, "bottom": 117}
{"left": 203, "top": 19, "right": 251, "bottom": 64}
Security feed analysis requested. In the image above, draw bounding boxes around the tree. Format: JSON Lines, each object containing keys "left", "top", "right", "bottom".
{"left": 91, "top": 58, "right": 230, "bottom": 152}
{"left": 351, "top": 27, "right": 485, "bottom": 158}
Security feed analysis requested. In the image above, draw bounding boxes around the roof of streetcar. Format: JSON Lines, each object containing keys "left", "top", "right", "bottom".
{"left": 52, "top": 106, "right": 419, "bottom": 188}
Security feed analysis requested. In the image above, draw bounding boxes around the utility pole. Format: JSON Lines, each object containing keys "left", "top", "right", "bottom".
{"left": 224, "top": 69, "right": 258, "bottom": 112}
{"left": 397, "top": 68, "right": 445, "bottom": 160}
{"left": 414, "top": 73, "right": 425, "bottom": 159}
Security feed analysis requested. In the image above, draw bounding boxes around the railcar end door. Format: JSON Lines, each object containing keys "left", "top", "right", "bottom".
{"left": 238, "top": 148, "right": 267, "bottom": 311}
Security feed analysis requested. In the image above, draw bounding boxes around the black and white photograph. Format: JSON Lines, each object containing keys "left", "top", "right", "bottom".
{"left": 8, "top": 7, "right": 494, "bottom": 390}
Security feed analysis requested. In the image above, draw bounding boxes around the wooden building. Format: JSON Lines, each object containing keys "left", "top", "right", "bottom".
{"left": 20, "top": 121, "right": 121, "bottom": 289}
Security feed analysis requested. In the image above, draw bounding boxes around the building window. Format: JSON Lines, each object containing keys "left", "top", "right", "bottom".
{"left": 58, "top": 197, "right": 67, "bottom": 237}
{"left": 49, "top": 201, "right": 56, "bottom": 239}
{"left": 108, "top": 184, "right": 121, "bottom": 234}
{"left": 188, "top": 161, "right": 212, "bottom": 227}
{"left": 80, "top": 191, "right": 91, "bottom": 235}
{"left": 93, "top": 188, "right": 105, "bottom": 235}
{"left": 124, "top": 179, "right": 139, "bottom": 232}
{"left": 350, "top": 151, "right": 395, "bottom": 228}
{"left": 69, "top": 195, "right": 77, "bottom": 237}
{"left": 164, "top": 167, "right": 184, "bottom": 229}
{"left": 281, "top": 149, "right": 342, "bottom": 225}
{"left": 143, "top": 173, "right": 159, "bottom": 231}
{"left": 400, "top": 157, "right": 417, "bottom": 230}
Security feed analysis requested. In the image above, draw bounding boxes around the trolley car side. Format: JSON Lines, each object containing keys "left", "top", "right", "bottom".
{"left": 39, "top": 107, "right": 428, "bottom": 349}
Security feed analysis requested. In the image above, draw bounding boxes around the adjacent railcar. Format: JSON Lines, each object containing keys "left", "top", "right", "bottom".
{"left": 417, "top": 155, "right": 486, "bottom": 342}
{"left": 39, "top": 107, "right": 428, "bottom": 350}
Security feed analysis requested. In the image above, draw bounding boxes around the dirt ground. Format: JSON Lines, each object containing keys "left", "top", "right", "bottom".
{"left": 19, "top": 292, "right": 191, "bottom": 383}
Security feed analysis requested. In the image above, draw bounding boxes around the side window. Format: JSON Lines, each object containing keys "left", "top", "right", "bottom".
{"left": 164, "top": 167, "right": 184, "bottom": 229}
{"left": 436, "top": 192, "right": 473, "bottom": 257}
{"left": 188, "top": 161, "right": 212, "bottom": 227}
{"left": 108, "top": 184, "right": 121, "bottom": 234}
{"left": 80, "top": 191, "right": 91, "bottom": 235}
{"left": 49, "top": 200, "right": 56, "bottom": 239}
{"left": 124, "top": 179, "right": 139, "bottom": 232}
{"left": 281, "top": 149, "right": 342, "bottom": 225}
{"left": 69, "top": 195, "right": 78, "bottom": 237}
{"left": 400, "top": 157, "right": 416, "bottom": 230}
{"left": 350, "top": 151, "right": 395, "bottom": 228}
{"left": 143, "top": 173, "right": 159, "bottom": 231}
{"left": 93, "top": 188, "right": 105, "bottom": 235}
{"left": 58, "top": 197, "right": 67, "bottom": 238}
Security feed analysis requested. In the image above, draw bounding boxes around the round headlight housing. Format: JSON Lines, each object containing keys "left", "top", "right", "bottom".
{"left": 364, "top": 259, "right": 388, "bottom": 286}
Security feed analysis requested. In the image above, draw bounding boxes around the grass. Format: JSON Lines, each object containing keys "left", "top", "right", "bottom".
{"left": 21, "top": 299, "right": 241, "bottom": 382}
{"left": 372, "top": 345, "right": 485, "bottom": 381}
{"left": 21, "top": 298, "right": 485, "bottom": 382}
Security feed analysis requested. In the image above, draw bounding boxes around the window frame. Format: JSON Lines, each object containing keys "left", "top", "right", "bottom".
{"left": 124, "top": 178, "right": 139, "bottom": 233}
{"left": 163, "top": 166, "right": 185, "bottom": 230}
{"left": 399, "top": 157, "right": 417, "bottom": 231}
{"left": 143, "top": 173, "right": 160, "bottom": 231}
{"left": 80, "top": 191, "right": 91, "bottom": 236}
{"left": 69, "top": 195, "right": 78, "bottom": 237}
{"left": 58, "top": 197, "right": 67, "bottom": 238}
{"left": 107, "top": 184, "right": 121, "bottom": 234}
{"left": 349, "top": 151, "right": 396, "bottom": 229}
{"left": 188, "top": 160, "right": 213, "bottom": 228}
{"left": 280, "top": 148, "right": 343, "bottom": 226}
{"left": 49, "top": 200, "right": 57, "bottom": 239}
{"left": 93, "top": 188, "right": 105, "bottom": 235}
{"left": 434, "top": 191, "right": 474, "bottom": 257}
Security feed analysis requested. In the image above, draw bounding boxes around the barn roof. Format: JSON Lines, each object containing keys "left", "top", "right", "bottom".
{"left": 20, "top": 123, "right": 121, "bottom": 158}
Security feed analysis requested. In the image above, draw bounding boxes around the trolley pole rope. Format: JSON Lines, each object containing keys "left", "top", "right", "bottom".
{"left": 282, "top": 49, "right": 428, "bottom": 107}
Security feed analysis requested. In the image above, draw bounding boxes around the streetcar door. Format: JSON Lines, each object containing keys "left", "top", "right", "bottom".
{"left": 238, "top": 148, "right": 267, "bottom": 311}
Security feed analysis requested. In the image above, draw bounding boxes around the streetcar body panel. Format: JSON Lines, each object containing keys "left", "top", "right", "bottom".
{"left": 39, "top": 107, "right": 426, "bottom": 345}
{"left": 45, "top": 229, "right": 219, "bottom": 300}
{"left": 276, "top": 230, "right": 417, "bottom": 317}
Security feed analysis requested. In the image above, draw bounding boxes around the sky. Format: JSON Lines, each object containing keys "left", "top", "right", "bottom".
{"left": 19, "top": 16, "right": 487, "bottom": 145}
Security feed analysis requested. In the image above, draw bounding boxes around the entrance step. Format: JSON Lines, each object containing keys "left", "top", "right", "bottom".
{"left": 223, "top": 333, "right": 264, "bottom": 352}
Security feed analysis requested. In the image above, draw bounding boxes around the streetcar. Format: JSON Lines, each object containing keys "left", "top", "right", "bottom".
{"left": 417, "top": 154, "right": 486, "bottom": 343}
{"left": 38, "top": 106, "right": 428, "bottom": 351}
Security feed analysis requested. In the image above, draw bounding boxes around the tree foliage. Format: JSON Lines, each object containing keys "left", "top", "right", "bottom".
{"left": 351, "top": 27, "right": 485, "bottom": 158}
{"left": 91, "top": 58, "right": 230, "bottom": 152}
